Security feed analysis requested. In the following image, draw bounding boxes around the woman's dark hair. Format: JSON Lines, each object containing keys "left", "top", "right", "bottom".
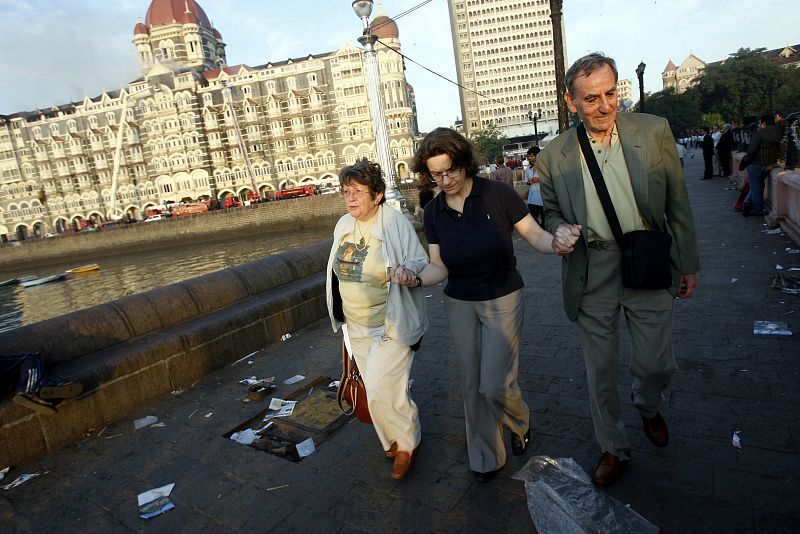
{"left": 411, "top": 127, "right": 480, "bottom": 186}
{"left": 338, "top": 158, "right": 386, "bottom": 204}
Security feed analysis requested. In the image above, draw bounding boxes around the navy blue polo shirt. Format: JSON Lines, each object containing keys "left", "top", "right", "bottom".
{"left": 424, "top": 177, "right": 529, "bottom": 301}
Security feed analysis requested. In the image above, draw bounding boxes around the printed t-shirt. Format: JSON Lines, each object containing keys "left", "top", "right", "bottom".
{"left": 333, "top": 233, "right": 387, "bottom": 327}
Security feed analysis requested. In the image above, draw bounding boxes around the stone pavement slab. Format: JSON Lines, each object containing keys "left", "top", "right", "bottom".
{"left": 2, "top": 151, "right": 799, "bottom": 533}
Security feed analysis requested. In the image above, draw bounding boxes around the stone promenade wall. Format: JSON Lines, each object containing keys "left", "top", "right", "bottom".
{"left": 0, "top": 240, "right": 333, "bottom": 466}
{"left": 731, "top": 152, "right": 800, "bottom": 246}
{"left": 0, "top": 188, "right": 421, "bottom": 271}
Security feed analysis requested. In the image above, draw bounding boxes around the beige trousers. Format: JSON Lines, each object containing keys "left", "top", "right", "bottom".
{"left": 346, "top": 321, "right": 421, "bottom": 453}
{"left": 576, "top": 242, "right": 677, "bottom": 459}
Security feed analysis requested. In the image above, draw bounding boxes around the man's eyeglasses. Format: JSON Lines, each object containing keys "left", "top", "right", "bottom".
{"left": 429, "top": 166, "right": 462, "bottom": 182}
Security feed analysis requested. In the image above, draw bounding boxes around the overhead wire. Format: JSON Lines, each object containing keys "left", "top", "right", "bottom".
{"left": 372, "top": 1, "right": 516, "bottom": 110}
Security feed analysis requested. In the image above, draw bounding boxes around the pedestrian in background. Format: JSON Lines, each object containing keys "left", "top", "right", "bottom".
{"left": 675, "top": 139, "right": 687, "bottom": 168}
{"left": 525, "top": 147, "right": 544, "bottom": 224}
{"left": 739, "top": 112, "right": 783, "bottom": 217}
{"left": 489, "top": 156, "right": 514, "bottom": 188}
{"left": 717, "top": 123, "right": 734, "bottom": 179}
{"left": 538, "top": 52, "right": 700, "bottom": 488}
{"left": 701, "top": 126, "right": 714, "bottom": 179}
{"left": 392, "top": 127, "right": 579, "bottom": 482}
{"left": 325, "top": 159, "right": 428, "bottom": 480}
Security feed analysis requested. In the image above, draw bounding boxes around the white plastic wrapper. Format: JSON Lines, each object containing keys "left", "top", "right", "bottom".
{"left": 512, "top": 456, "right": 658, "bottom": 534}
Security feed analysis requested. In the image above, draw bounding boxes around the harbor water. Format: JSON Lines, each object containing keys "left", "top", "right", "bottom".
{"left": 0, "top": 227, "right": 333, "bottom": 333}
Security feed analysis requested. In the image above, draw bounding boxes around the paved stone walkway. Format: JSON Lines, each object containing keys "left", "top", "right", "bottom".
{"left": 3, "top": 150, "right": 799, "bottom": 532}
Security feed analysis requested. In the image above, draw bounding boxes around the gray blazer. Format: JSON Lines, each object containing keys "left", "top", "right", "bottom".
{"left": 538, "top": 112, "right": 700, "bottom": 321}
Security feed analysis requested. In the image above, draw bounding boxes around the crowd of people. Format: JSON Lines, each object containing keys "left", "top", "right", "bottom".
{"left": 674, "top": 110, "right": 787, "bottom": 216}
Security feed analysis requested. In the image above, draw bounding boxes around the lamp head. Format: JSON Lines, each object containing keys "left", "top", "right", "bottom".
{"left": 352, "top": 0, "right": 373, "bottom": 30}
{"left": 636, "top": 61, "right": 646, "bottom": 77}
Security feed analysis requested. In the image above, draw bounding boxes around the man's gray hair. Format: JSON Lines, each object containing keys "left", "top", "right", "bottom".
{"left": 723, "top": 123, "right": 732, "bottom": 130}
{"left": 565, "top": 52, "right": 618, "bottom": 94}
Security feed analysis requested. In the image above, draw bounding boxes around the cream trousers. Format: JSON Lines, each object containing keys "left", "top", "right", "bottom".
{"left": 346, "top": 321, "right": 421, "bottom": 453}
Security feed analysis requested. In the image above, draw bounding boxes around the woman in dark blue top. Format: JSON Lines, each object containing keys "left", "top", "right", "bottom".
{"left": 391, "top": 128, "right": 579, "bottom": 481}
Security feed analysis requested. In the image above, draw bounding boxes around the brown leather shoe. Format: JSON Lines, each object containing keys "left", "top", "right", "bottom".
{"left": 591, "top": 452, "right": 624, "bottom": 487}
{"left": 391, "top": 447, "right": 418, "bottom": 480}
{"left": 385, "top": 441, "right": 397, "bottom": 459}
{"left": 642, "top": 412, "right": 669, "bottom": 447}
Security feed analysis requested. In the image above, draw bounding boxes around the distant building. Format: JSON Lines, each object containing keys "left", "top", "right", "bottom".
{"left": 617, "top": 79, "right": 633, "bottom": 106}
{"left": 662, "top": 54, "right": 707, "bottom": 94}
{"left": 0, "top": 0, "right": 418, "bottom": 241}
{"left": 660, "top": 44, "right": 799, "bottom": 100}
{"left": 763, "top": 44, "right": 800, "bottom": 68}
{"left": 446, "top": 0, "right": 564, "bottom": 138}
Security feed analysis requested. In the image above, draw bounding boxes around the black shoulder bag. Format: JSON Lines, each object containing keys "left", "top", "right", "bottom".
{"left": 576, "top": 123, "right": 673, "bottom": 290}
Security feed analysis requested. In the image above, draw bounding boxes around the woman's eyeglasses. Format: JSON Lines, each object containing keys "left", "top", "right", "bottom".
{"left": 341, "top": 188, "right": 370, "bottom": 197}
{"left": 429, "top": 166, "right": 462, "bottom": 183}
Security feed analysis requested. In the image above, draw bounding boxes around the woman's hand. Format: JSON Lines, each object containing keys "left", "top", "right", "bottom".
{"left": 387, "top": 264, "right": 418, "bottom": 287}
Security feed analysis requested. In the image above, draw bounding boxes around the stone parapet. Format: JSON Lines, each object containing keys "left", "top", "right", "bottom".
{"left": 0, "top": 240, "right": 333, "bottom": 467}
{"left": 768, "top": 168, "right": 800, "bottom": 246}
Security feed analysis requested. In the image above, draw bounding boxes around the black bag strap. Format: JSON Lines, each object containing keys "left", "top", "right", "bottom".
{"left": 576, "top": 123, "right": 625, "bottom": 246}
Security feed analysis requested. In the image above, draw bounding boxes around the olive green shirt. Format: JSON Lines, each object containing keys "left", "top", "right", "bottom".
{"left": 580, "top": 124, "right": 645, "bottom": 241}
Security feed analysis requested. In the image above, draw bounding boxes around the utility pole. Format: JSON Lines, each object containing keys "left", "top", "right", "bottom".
{"left": 549, "top": 0, "right": 569, "bottom": 134}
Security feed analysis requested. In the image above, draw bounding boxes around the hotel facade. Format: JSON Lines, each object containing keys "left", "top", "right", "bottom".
{"left": 0, "top": 0, "right": 418, "bottom": 240}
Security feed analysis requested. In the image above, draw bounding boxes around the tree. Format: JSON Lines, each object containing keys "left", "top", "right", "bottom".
{"left": 694, "top": 48, "right": 791, "bottom": 124}
{"left": 469, "top": 124, "right": 508, "bottom": 165}
{"left": 640, "top": 87, "right": 702, "bottom": 136}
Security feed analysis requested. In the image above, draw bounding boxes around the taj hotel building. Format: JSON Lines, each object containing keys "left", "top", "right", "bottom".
{"left": 0, "top": 0, "right": 418, "bottom": 241}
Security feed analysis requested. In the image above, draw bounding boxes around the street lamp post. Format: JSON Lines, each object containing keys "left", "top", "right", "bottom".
{"left": 352, "top": 0, "right": 405, "bottom": 212}
{"left": 636, "top": 61, "right": 646, "bottom": 113}
{"left": 549, "top": 0, "right": 569, "bottom": 134}
{"left": 528, "top": 108, "right": 541, "bottom": 143}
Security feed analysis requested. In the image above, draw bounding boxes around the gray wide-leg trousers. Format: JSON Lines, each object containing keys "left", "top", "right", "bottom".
{"left": 444, "top": 289, "right": 530, "bottom": 473}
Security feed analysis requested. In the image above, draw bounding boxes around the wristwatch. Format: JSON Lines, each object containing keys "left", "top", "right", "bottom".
{"left": 413, "top": 274, "right": 423, "bottom": 288}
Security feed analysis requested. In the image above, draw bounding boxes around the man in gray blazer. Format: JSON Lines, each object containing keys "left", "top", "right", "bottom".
{"left": 538, "top": 53, "right": 700, "bottom": 487}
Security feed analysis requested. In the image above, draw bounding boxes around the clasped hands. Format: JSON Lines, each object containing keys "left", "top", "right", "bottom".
{"left": 386, "top": 264, "right": 418, "bottom": 287}
{"left": 552, "top": 223, "right": 582, "bottom": 256}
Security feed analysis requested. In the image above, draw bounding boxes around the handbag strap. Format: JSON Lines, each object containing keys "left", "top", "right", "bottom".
{"left": 576, "top": 123, "right": 625, "bottom": 246}
{"left": 337, "top": 339, "right": 355, "bottom": 416}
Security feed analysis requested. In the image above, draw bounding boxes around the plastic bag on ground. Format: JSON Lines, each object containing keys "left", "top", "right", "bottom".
{"left": 512, "top": 455, "right": 658, "bottom": 534}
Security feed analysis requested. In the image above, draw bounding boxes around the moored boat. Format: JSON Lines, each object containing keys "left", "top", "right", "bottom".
{"left": 66, "top": 263, "right": 100, "bottom": 274}
{"left": 20, "top": 274, "right": 68, "bottom": 288}
{"left": 0, "top": 275, "right": 37, "bottom": 287}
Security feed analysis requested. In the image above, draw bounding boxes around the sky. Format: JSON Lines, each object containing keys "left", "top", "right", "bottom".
{"left": 0, "top": 0, "right": 797, "bottom": 132}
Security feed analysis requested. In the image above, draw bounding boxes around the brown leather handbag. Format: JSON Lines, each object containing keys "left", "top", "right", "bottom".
{"left": 337, "top": 340, "right": 372, "bottom": 424}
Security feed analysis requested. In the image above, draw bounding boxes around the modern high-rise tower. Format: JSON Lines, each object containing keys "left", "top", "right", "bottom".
{"left": 447, "top": 0, "right": 564, "bottom": 139}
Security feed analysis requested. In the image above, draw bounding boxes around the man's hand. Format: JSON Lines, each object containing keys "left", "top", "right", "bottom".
{"left": 678, "top": 273, "right": 697, "bottom": 298}
{"left": 551, "top": 223, "right": 582, "bottom": 256}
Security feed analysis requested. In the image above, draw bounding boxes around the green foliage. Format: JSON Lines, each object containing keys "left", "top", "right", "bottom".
{"left": 701, "top": 112, "right": 724, "bottom": 128}
{"left": 639, "top": 87, "right": 702, "bottom": 135}
{"left": 469, "top": 124, "right": 508, "bottom": 164}
{"left": 694, "top": 48, "right": 796, "bottom": 124}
